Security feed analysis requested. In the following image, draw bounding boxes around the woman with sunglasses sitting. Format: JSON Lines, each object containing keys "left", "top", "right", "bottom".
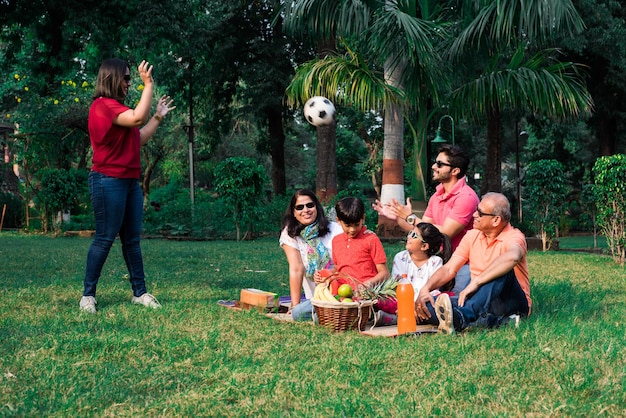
{"left": 280, "top": 189, "right": 343, "bottom": 320}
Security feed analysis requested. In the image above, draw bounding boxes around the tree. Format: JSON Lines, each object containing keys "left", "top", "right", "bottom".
{"left": 563, "top": 0, "right": 626, "bottom": 156}
{"left": 213, "top": 157, "right": 268, "bottom": 241}
{"left": 446, "top": 0, "right": 593, "bottom": 194}
{"left": 282, "top": 0, "right": 446, "bottom": 236}
{"left": 524, "top": 159, "right": 569, "bottom": 251}
{"left": 593, "top": 154, "right": 626, "bottom": 265}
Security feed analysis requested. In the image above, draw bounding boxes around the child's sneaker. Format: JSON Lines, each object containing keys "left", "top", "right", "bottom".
{"left": 374, "top": 310, "right": 397, "bottom": 326}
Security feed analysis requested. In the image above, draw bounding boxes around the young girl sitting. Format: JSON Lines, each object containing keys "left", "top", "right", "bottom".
{"left": 376, "top": 222, "right": 453, "bottom": 325}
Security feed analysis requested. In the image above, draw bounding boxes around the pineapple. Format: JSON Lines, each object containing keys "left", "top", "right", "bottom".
{"left": 358, "top": 275, "right": 399, "bottom": 302}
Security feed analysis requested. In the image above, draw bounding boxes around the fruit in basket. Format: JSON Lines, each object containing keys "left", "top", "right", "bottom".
{"left": 359, "top": 276, "right": 399, "bottom": 301}
{"left": 342, "top": 298, "right": 353, "bottom": 303}
{"left": 313, "top": 282, "right": 340, "bottom": 302}
{"left": 337, "top": 284, "right": 353, "bottom": 298}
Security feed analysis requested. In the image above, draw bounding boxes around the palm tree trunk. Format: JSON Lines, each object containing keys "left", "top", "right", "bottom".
{"left": 378, "top": 58, "right": 406, "bottom": 238}
{"left": 481, "top": 105, "right": 503, "bottom": 195}
{"left": 267, "top": 106, "right": 286, "bottom": 196}
{"left": 315, "top": 122, "right": 338, "bottom": 205}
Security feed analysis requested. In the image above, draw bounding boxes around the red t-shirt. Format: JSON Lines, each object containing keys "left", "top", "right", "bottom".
{"left": 332, "top": 227, "right": 387, "bottom": 283}
{"left": 88, "top": 97, "right": 141, "bottom": 179}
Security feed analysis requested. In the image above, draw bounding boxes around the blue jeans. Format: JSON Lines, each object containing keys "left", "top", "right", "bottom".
{"left": 291, "top": 299, "right": 314, "bottom": 321}
{"left": 451, "top": 264, "right": 470, "bottom": 295}
{"left": 427, "top": 270, "right": 529, "bottom": 330}
{"left": 84, "top": 171, "right": 147, "bottom": 298}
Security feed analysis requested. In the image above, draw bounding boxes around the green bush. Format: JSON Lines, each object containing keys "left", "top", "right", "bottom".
{"left": 213, "top": 157, "right": 268, "bottom": 241}
{"left": 593, "top": 154, "right": 626, "bottom": 264}
{"left": 524, "top": 159, "right": 569, "bottom": 250}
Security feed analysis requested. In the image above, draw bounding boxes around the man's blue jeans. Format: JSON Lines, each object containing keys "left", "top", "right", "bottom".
{"left": 427, "top": 270, "right": 529, "bottom": 330}
{"left": 84, "top": 171, "right": 147, "bottom": 298}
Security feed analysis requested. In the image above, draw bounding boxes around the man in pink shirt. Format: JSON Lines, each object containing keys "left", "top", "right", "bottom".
{"left": 373, "top": 144, "right": 479, "bottom": 292}
{"left": 414, "top": 193, "right": 531, "bottom": 334}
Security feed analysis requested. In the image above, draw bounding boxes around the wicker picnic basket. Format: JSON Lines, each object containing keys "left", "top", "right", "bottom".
{"left": 312, "top": 298, "right": 375, "bottom": 332}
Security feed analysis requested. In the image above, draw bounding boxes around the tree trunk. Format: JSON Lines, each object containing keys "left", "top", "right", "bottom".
{"left": 378, "top": 102, "right": 406, "bottom": 238}
{"left": 481, "top": 106, "right": 503, "bottom": 195}
{"left": 598, "top": 115, "right": 617, "bottom": 156}
{"left": 267, "top": 106, "right": 286, "bottom": 196}
{"left": 378, "top": 58, "right": 406, "bottom": 239}
{"left": 141, "top": 154, "right": 161, "bottom": 208}
{"left": 315, "top": 122, "right": 337, "bottom": 205}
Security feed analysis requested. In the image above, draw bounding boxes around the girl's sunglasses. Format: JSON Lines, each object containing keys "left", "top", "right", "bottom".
{"left": 407, "top": 229, "right": 426, "bottom": 242}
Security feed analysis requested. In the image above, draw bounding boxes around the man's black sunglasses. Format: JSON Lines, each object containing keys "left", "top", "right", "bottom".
{"left": 434, "top": 160, "right": 454, "bottom": 168}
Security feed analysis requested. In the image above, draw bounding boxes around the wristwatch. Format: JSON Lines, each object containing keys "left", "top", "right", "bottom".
{"left": 405, "top": 214, "right": 418, "bottom": 226}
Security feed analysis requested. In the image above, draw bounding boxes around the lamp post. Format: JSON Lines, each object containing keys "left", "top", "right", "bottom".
{"left": 517, "top": 130, "right": 528, "bottom": 223}
{"left": 433, "top": 115, "right": 455, "bottom": 145}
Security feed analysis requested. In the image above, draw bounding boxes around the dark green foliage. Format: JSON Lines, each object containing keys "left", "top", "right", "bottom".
{"left": 213, "top": 157, "right": 268, "bottom": 241}
{"left": 36, "top": 168, "right": 88, "bottom": 233}
{"left": 0, "top": 191, "right": 24, "bottom": 229}
{"left": 592, "top": 154, "right": 626, "bottom": 264}
{"left": 524, "top": 159, "right": 569, "bottom": 250}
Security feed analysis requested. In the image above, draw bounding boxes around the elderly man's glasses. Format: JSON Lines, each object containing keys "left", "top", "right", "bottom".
{"left": 476, "top": 208, "right": 497, "bottom": 217}
{"left": 407, "top": 229, "right": 426, "bottom": 242}
{"left": 434, "top": 160, "right": 453, "bottom": 168}
{"left": 295, "top": 202, "right": 315, "bottom": 211}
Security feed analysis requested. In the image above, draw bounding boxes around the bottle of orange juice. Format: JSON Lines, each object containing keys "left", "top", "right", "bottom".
{"left": 396, "top": 274, "right": 417, "bottom": 334}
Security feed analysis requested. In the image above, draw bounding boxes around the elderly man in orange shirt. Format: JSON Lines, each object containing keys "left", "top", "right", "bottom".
{"left": 414, "top": 192, "right": 531, "bottom": 334}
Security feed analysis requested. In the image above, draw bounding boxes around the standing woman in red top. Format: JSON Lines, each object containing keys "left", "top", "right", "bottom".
{"left": 80, "top": 58, "right": 175, "bottom": 314}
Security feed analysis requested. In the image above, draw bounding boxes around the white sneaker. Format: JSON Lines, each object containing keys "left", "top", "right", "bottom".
{"left": 132, "top": 293, "right": 161, "bottom": 309}
{"left": 435, "top": 293, "right": 455, "bottom": 335}
{"left": 79, "top": 296, "right": 97, "bottom": 314}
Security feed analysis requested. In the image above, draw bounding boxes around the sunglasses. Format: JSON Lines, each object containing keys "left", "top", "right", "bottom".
{"left": 476, "top": 208, "right": 497, "bottom": 217}
{"left": 124, "top": 75, "right": 131, "bottom": 82}
{"left": 407, "top": 229, "right": 426, "bottom": 242}
{"left": 434, "top": 160, "right": 454, "bottom": 168}
{"left": 294, "top": 202, "right": 315, "bottom": 211}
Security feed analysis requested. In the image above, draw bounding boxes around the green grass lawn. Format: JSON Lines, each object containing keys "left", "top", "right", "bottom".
{"left": 1, "top": 233, "right": 624, "bottom": 416}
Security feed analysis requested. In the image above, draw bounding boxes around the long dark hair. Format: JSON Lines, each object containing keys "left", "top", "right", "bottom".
{"left": 416, "top": 222, "right": 453, "bottom": 263}
{"left": 281, "top": 189, "right": 330, "bottom": 238}
{"left": 93, "top": 58, "right": 130, "bottom": 103}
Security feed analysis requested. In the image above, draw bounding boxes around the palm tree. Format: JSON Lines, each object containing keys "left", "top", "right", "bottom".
{"left": 446, "top": 0, "right": 593, "bottom": 194}
{"left": 282, "top": 0, "right": 446, "bottom": 235}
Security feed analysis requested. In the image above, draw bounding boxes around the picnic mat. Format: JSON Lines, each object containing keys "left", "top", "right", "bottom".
{"left": 217, "top": 299, "right": 438, "bottom": 337}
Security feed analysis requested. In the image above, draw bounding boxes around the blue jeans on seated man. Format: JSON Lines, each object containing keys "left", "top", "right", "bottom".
{"left": 426, "top": 270, "right": 529, "bottom": 331}
{"left": 451, "top": 264, "right": 470, "bottom": 295}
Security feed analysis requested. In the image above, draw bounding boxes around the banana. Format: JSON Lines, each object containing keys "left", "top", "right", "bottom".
{"left": 313, "top": 283, "right": 324, "bottom": 301}
{"left": 322, "top": 284, "right": 338, "bottom": 302}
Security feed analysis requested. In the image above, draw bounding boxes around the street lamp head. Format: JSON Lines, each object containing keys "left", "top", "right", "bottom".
{"left": 432, "top": 128, "right": 447, "bottom": 144}
{"left": 432, "top": 115, "right": 455, "bottom": 145}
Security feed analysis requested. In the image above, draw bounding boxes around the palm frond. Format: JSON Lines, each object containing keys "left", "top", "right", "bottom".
{"left": 285, "top": 45, "right": 405, "bottom": 111}
{"left": 449, "top": 48, "right": 593, "bottom": 122}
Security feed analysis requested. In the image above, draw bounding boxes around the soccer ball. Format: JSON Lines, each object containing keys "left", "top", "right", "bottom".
{"left": 303, "top": 96, "right": 336, "bottom": 126}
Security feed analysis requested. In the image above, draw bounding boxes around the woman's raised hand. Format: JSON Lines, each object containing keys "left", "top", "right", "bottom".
{"left": 156, "top": 95, "right": 176, "bottom": 117}
{"left": 137, "top": 60, "right": 153, "bottom": 85}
